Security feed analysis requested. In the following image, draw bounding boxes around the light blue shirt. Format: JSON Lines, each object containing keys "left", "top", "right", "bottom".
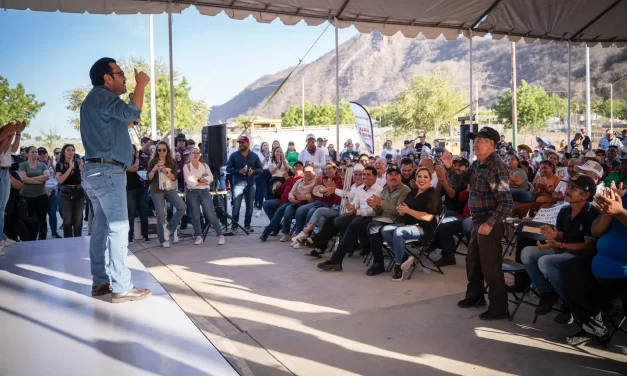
{"left": 598, "top": 136, "right": 622, "bottom": 150}
{"left": 80, "top": 86, "right": 141, "bottom": 167}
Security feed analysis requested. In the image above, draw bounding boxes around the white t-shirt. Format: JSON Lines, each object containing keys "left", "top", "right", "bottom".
{"left": 268, "top": 160, "right": 288, "bottom": 178}
{"left": 184, "top": 162, "right": 213, "bottom": 190}
{"left": 376, "top": 175, "right": 386, "bottom": 188}
{"left": 299, "top": 147, "right": 326, "bottom": 173}
{"left": 381, "top": 148, "right": 397, "bottom": 158}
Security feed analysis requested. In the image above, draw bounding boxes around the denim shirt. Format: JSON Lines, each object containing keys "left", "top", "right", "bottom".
{"left": 80, "top": 86, "right": 141, "bottom": 167}
{"left": 226, "top": 150, "right": 262, "bottom": 187}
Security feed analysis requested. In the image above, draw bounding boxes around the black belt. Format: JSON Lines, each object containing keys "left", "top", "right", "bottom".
{"left": 471, "top": 210, "right": 493, "bottom": 218}
{"left": 85, "top": 158, "right": 126, "bottom": 170}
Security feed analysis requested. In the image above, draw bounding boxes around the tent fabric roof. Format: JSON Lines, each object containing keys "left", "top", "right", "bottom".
{"left": 2, "top": 0, "right": 625, "bottom": 46}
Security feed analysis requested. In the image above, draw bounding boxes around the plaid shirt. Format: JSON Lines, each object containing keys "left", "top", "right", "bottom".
{"left": 453, "top": 152, "right": 513, "bottom": 227}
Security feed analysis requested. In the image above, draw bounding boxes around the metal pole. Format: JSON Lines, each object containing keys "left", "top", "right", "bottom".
{"left": 335, "top": 24, "right": 340, "bottom": 151}
{"left": 475, "top": 80, "right": 479, "bottom": 124}
{"left": 469, "top": 29, "right": 474, "bottom": 160}
{"left": 149, "top": 15, "right": 157, "bottom": 140}
{"left": 567, "top": 42, "right": 571, "bottom": 144}
{"left": 167, "top": 13, "right": 175, "bottom": 150}
{"left": 302, "top": 76, "right": 305, "bottom": 131}
{"left": 585, "top": 46, "right": 591, "bottom": 137}
{"left": 610, "top": 84, "right": 613, "bottom": 131}
{"left": 511, "top": 42, "right": 518, "bottom": 147}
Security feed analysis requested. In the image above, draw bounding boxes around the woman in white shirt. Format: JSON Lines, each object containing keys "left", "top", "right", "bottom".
{"left": 184, "top": 148, "right": 226, "bottom": 246}
{"left": 267, "top": 146, "right": 291, "bottom": 199}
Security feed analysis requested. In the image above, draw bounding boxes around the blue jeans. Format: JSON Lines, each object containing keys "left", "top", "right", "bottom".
{"left": 0, "top": 168, "right": 10, "bottom": 241}
{"left": 521, "top": 246, "right": 576, "bottom": 298}
{"left": 282, "top": 202, "right": 304, "bottom": 235}
{"left": 438, "top": 216, "right": 473, "bottom": 258}
{"left": 186, "top": 189, "right": 223, "bottom": 237}
{"left": 306, "top": 207, "right": 339, "bottom": 230}
{"left": 126, "top": 187, "right": 149, "bottom": 241}
{"left": 81, "top": 163, "right": 131, "bottom": 294}
{"left": 512, "top": 190, "right": 533, "bottom": 203}
{"left": 254, "top": 175, "right": 267, "bottom": 210}
{"left": 262, "top": 201, "right": 290, "bottom": 238}
{"left": 294, "top": 201, "right": 330, "bottom": 234}
{"left": 151, "top": 190, "right": 187, "bottom": 244}
{"left": 48, "top": 189, "right": 59, "bottom": 235}
{"left": 232, "top": 184, "right": 255, "bottom": 228}
{"left": 381, "top": 224, "right": 424, "bottom": 264}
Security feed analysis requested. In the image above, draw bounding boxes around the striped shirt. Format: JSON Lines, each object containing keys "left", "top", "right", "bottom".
{"left": 452, "top": 153, "right": 514, "bottom": 227}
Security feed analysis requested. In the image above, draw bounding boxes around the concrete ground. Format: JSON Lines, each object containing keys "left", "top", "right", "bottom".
{"left": 128, "top": 208, "right": 627, "bottom": 376}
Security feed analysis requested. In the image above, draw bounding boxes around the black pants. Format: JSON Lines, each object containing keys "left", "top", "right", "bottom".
{"left": 330, "top": 216, "right": 374, "bottom": 263}
{"left": 127, "top": 188, "right": 149, "bottom": 241}
{"left": 4, "top": 215, "right": 39, "bottom": 241}
{"left": 311, "top": 214, "right": 352, "bottom": 252}
{"left": 25, "top": 194, "right": 49, "bottom": 240}
{"left": 59, "top": 191, "right": 85, "bottom": 238}
{"left": 367, "top": 220, "right": 389, "bottom": 265}
{"left": 465, "top": 218, "right": 507, "bottom": 313}
{"left": 562, "top": 255, "right": 627, "bottom": 336}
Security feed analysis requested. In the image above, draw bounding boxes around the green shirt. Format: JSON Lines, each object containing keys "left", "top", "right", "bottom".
{"left": 604, "top": 171, "right": 627, "bottom": 187}
{"left": 18, "top": 161, "right": 48, "bottom": 198}
{"left": 374, "top": 184, "right": 412, "bottom": 221}
{"left": 285, "top": 151, "right": 299, "bottom": 167}
{"left": 147, "top": 159, "right": 178, "bottom": 193}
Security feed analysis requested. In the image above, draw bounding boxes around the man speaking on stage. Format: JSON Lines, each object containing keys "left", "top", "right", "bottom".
{"left": 80, "top": 57, "right": 151, "bottom": 303}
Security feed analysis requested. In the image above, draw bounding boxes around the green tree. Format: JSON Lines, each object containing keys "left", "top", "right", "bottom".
{"left": 21, "top": 132, "right": 32, "bottom": 141}
{"left": 64, "top": 57, "right": 210, "bottom": 138}
{"left": 281, "top": 101, "right": 353, "bottom": 127}
{"left": 0, "top": 76, "right": 45, "bottom": 124}
{"left": 369, "top": 105, "right": 393, "bottom": 127}
{"left": 547, "top": 93, "right": 568, "bottom": 120}
{"left": 39, "top": 128, "right": 62, "bottom": 151}
{"left": 386, "top": 69, "right": 464, "bottom": 136}
{"left": 495, "top": 80, "right": 553, "bottom": 130}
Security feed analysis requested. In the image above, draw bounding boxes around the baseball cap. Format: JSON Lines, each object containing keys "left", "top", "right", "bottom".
{"left": 306, "top": 133, "right": 316, "bottom": 141}
{"left": 386, "top": 165, "right": 401, "bottom": 174}
{"left": 37, "top": 147, "right": 47, "bottom": 154}
{"left": 176, "top": 133, "right": 186, "bottom": 140}
{"left": 562, "top": 174, "right": 596, "bottom": 200}
{"left": 293, "top": 160, "right": 304, "bottom": 167}
{"left": 238, "top": 136, "right": 250, "bottom": 144}
{"left": 455, "top": 158, "right": 470, "bottom": 167}
{"left": 323, "top": 137, "right": 328, "bottom": 141}
{"left": 574, "top": 160, "right": 603, "bottom": 179}
{"left": 468, "top": 126, "right": 500, "bottom": 143}
{"left": 317, "top": 137, "right": 324, "bottom": 142}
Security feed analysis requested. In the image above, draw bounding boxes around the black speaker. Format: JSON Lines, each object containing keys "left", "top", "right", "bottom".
{"left": 202, "top": 124, "right": 227, "bottom": 167}
{"left": 460, "top": 123, "right": 478, "bottom": 152}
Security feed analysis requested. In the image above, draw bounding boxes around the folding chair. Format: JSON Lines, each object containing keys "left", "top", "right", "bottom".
{"left": 405, "top": 206, "right": 447, "bottom": 279}
{"left": 363, "top": 225, "right": 396, "bottom": 272}
{"left": 453, "top": 232, "right": 468, "bottom": 256}
{"left": 609, "top": 293, "right": 627, "bottom": 342}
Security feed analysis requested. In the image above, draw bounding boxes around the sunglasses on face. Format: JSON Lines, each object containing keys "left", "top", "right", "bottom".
{"left": 158, "top": 148, "right": 167, "bottom": 152}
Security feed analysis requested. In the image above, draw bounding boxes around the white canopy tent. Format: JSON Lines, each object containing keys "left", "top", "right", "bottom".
{"left": 3, "top": 0, "right": 625, "bottom": 151}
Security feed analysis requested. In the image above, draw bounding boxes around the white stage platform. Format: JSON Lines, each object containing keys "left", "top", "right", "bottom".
{"left": 0, "top": 237, "right": 237, "bottom": 376}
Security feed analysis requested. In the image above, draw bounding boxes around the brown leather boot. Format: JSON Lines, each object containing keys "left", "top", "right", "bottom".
{"left": 111, "top": 287, "right": 152, "bottom": 303}
{"left": 91, "top": 283, "right": 112, "bottom": 297}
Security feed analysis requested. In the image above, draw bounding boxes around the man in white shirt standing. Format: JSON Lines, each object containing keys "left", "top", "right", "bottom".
{"left": 299, "top": 134, "right": 326, "bottom": 174}
{"left": 381, "top": 140, "right": 397, "bottom": 159}
{"left": 317, "top": 137, "right": 329, "bottom": 158}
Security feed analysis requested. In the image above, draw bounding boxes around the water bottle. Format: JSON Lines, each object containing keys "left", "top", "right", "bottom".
{"left": 419, "top": 267, "right": 431, "bottom": 274}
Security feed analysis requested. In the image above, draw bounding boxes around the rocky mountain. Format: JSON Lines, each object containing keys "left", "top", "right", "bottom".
{"left": 209, "top": 32, "right": 627, "bottom": 123}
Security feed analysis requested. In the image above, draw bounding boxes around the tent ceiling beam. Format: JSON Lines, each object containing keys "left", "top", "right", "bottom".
{"left": 572, "top": 0, "right": 624, "bottom": 40}
{"left": 471, "top": 0, "right": 503, "bottom": 30}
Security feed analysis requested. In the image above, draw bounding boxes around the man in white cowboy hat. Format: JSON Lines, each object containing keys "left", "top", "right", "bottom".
{"left": 299, "top": 133, "right": 326, "bottom": 174}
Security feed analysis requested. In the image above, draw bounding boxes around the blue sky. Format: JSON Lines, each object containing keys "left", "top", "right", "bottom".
{"left": 0, "top": 8, "right": 356, "bottom": 138}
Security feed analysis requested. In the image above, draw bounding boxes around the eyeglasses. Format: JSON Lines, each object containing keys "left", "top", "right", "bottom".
{"left": 191, "top": 151, "right": 200, "bottom": 155}
{"left": 55, "top": 152, "right": 61, "bottom": 155}
{"left": 158, "top": 148, "right": 167, "bottom": 152}
{"left": 110, "top": 71, "right": 125, "bottom": 77}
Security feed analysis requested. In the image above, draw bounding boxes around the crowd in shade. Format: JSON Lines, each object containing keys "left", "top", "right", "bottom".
{"left": 2, "top": 110, "right": 626, "bottom": 346}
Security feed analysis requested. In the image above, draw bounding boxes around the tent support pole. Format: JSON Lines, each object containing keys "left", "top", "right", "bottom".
{"left": 567, "top": 41, "right": 571, "bottom": 144}
{"left": 585, "top": 46, "right": 591, "bottom": 137}
{"left": 335, "top": 22, "right": 340, "bottom": 151}
{"left": 150, "top": 14, "right": 157, "bottom": 140}
{"left": 168, "top": 12, "right": 175, "bottom": 149}
{"left": 469, "top": 29, "right": 474, "bottom": 161}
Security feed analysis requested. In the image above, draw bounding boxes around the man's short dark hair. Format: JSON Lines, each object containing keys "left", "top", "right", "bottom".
{"left": 364, "top": 166, "right": 377, "bottom": 176}
{"left": 401, "top": 157, "right": 413, "bottom": 166}
{"left": 90, "top": 57, "right": 116, "bottom": 86}
{"left": 141, "top": 137, "right": 151, "bottom": 145}
{"left": 360, "top": 153, "right": 369, "bottom": 159}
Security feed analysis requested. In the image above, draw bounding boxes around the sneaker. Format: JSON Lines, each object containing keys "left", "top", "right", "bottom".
{"left": 0, "top": 247, "right": 5, "bottom": 257}
{"left": 535, "top": 292, "right": 559, "bottom": 316}
{"left": 52, "top": 233, "right": 61, "bottom": 239}
{"left": 143, "top": 237, "right": 151, "bottom": 243}
{"left": 0, "top": 240, "right": 13, "bottom": 247}
{"left": 163, "top": 225, "right": 171, "bottom": 241}
{"left": 292, "top": 231, "right": 307, "bottom": 242}
{"left": 260, "top": 235, "right": 267, "bottom": 242}
{"left": 434, "top": 256, "right": 456, "bottom": 267}
{"left": 400, "top": 256, "right": 415, "bottom": 272}
{"left": 218, "top": 235, "right": 225, "bottom": 245}
{"left": 565, "top": 330, "right": 609, "bottom": 346}
{"left": 317, "top": 260, "right": 343, "bottom": 271}
{"left": 255, "top": 210, "right": 262, "bottom": 218}
{"left": 392, "top": 264, "right": 404, "bottom": 281}
{"left": 279, "top": 234, "right": 291, "bottom": 242}
{"left": 194, "top": 236, "right": 203, "bottom": 245}
{"left": 554, "top": 312, "right": 573, "bottom": 325}
{"left": 173, "top": 233, "right": 179, "bottom": 243}
{"left": 245, "top": 227, "right": 254, "bottom": 233}
{"left": 162, "top": 241, "right": 171, "bottom": 248}
{"left": 479, "top": 310, "right": 510, "bottom": 321}
{"left": 111, "top": 286, "right": 152, "bottom": 303}
{"left": 457, "top": 297, "right": 487, "bottom": 308}
{"left": 366, "top": 263, "right": 385, "bottom": 276}
{"left": 128, "top": 239, "right": 134, "bottom": 245}
{"left": 3, "top": 239, "right": 15, "bottom": 245}
{"left": 292, "top": 242, "right": 303, "bottom": 249}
